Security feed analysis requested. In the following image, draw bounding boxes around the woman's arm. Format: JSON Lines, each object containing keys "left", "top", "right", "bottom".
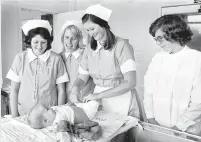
{"left": 57, "top": 83, "right": 66, "bottom": 105}
{"left": 72, "top": 106, "right": 89, "bottom": 124}
{"left": 70, "top": 78, "right": 86, "bottom": 102}
{"left": 175, "top": 59, "right": 201, "bottom": 132}
{"left": 10, "top": 81, "right": 20, "bottom": 118}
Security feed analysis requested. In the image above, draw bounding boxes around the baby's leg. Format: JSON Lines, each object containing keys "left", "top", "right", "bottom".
{"left": 74, "top": 101, "right": 99, "bottom": 120}
{"left": 72, "top": 106, "right": 90, "bottom": 124}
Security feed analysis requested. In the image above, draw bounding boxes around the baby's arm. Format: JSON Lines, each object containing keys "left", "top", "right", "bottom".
{"left": 71, "top": 106, "right": 89, "bottom": 124}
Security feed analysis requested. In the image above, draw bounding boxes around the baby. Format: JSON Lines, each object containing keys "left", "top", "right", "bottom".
{"left": 27, "top": 101, "right": 99, "bottom": 129}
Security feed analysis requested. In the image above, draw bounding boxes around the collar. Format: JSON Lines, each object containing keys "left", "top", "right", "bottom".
{"left": 95, "top": 41, "right": 111, "bottom": 54}
{"left": 27, "top": 48, "right": 50, "bottom": 63}
{"left": 95, "top": 41, "right": 103, "bottom": 53}
{"left": 169, "top": 45, "right": 189, "bottom": 56}
{"left": 65, "top": 49, "right": 81, "bottom": 60}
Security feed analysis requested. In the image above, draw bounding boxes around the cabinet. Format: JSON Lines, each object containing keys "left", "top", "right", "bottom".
{"left": 1, "top": 90, "right": 10, "bottom": 117}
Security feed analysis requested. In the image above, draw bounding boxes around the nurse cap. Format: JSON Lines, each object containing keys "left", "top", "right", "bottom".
{"left": 60, "top": 20, "right": 87, "bottom": 38}
{"left": 85, "top": 4, "right": 112, "bottom": 22}
{"left": 21, "top": 20, "right": 52, "bottom": 36}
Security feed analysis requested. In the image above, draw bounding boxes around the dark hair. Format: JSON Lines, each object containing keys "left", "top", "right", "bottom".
{"left": 24, "top": 27, "right": 53, "bottom": 50}
{"left": 149, "top": 15, "right": 193, "bottom": 46}
{"left": 82, "top": 14, "right": 115, "bottom": 50}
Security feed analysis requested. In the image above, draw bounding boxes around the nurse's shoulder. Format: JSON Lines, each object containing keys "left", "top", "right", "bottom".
{"left": 113, "top": 36, "right": 134, "bottom": 54}
{"left": 186, "top": 46, "right": 201, "bottom": 61}
{"left": 12, "top": 50, "right": 29, "bottom": 64}
{"left": 49, "top": 50, "right": 64, "bottom": 60}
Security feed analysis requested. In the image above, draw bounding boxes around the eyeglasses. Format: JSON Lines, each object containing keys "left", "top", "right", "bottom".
{"left": 153, "top": 36, "right": 165, "bottom": 45}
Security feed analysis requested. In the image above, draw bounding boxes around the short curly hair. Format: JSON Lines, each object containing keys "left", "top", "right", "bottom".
{"left": 149, "top": 15, "right": 193, "bottom": 46}
{"left": 24, "top": 27, "right": 53, "bottom": 50}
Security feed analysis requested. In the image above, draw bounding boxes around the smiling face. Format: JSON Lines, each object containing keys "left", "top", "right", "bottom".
{"left": 31, "top": 35, "right": 48, "bottom": 56}
{"left": 83, "top": 20, "right": 106, "bottom": 42}
{"left": 63, "top": 29, "right": 79, "bottom": 53}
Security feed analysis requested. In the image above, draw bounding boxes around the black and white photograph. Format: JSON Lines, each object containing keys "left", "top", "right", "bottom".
{"left": 1, "top": 0, "right": 201, "bottom": 141}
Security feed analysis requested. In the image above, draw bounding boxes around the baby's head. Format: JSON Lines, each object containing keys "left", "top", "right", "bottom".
{"left": 27, "top": 104, "right": 56, "bottom": 129}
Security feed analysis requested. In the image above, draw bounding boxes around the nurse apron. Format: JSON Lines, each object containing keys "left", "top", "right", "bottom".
{"left": 94, "top": 85, "right": 131, "bottom": 115}
{"left": 79, "top": 37, "right": 140, "bottom": 117}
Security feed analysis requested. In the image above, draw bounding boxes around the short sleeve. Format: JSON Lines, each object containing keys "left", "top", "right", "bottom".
{"left": 6, "top": 54, "right": 22, "bottom": 82}
{"left": 78, "top": 46, "right": 90, "bottom": 83}
{"left": 56, "top": 56, "right": 69, "bottom": 84}
{"left": 115, "top": 39, "right": 136, "bottom": 74}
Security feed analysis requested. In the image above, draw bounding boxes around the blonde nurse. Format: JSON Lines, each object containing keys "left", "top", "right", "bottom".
{"left": 7, "top": 20, "right": 68, "bottom": 118}
{"left": 70, "top": 4, "right": 140, "bottom": 118}
{"left": 59, "top": 20, "right": 95, "bottom": 102}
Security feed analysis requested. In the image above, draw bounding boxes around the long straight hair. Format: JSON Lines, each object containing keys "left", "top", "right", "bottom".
{"left": 82, "top": 14, "right": 115, "bottom": 50}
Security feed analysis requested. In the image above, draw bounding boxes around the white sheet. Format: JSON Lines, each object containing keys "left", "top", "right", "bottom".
{"left": 1, "top": 111, "right": 139, "bottom": 142}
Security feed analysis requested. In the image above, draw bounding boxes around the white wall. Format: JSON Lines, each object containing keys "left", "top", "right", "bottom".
{"left": 52, "top": 10, "right": 85, "bottom": 53}
{"left": 1, "top": 3, "right": 49, "bottom": 88}
{"left": 1, "top": 3, "right": 21, "bottom": 88}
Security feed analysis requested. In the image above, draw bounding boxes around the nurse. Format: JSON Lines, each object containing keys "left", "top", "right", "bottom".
{"left": 144, "top": 15, "right": 201, "bottom": 136}
{"left": 7, "top": 20, "right": 68, "bottom": 118}
{"left": 70, "top": 4, "right": 140, "bottom": 118}
{"left": 59, "top": 20, "right": 95, "bottom": 102}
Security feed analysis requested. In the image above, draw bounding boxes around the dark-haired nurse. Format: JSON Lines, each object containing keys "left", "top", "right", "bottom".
{"left": 6, "top": 20, "right": 68, "bottom": 118}
{"left": 70, "top": 5, "right": 140, "bottom": 141}
{"left": 71, "top": 4, "right": 139, "bottom": 118}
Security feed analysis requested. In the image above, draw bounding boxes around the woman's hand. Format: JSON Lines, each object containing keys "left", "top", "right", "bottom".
{"left": 69, "top": 87, "right": 80, "bottom": 103}
{"left": 83, "top": 93, "right": 99, "bottom": 102}
{"left": 148, "top": 118, "right": 160, "bottom": 125}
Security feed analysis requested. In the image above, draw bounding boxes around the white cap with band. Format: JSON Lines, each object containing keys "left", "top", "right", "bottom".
{"left": 60, "top": 20, "right": 87, "bottom": 38}
{"left": 21, "top": 20, "right": 52, "bottom": 36}
{"left": 85, "top": 4, "right": 112, "bottom": 22}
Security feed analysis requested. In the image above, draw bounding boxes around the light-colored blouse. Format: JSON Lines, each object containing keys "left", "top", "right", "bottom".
{"left": 7, "top": 48, "right": 69, "bottom": 115}
{"left": 60, "top": 48, "right": 95, "bottom": 101}
{"left": 78, "top": 36, "right": 136, "bottom": 88}
{"left": 144, "top": 46, "right": 201, "bottom": 131}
